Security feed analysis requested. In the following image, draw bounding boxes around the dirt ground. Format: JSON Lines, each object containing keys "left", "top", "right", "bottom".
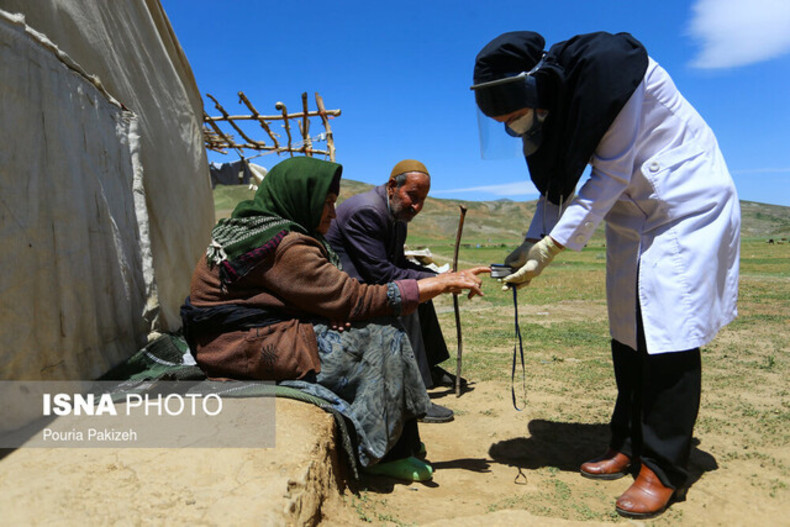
{"left": 0, "top": 373, "right": 787, "bottom": 526}
{"left": 320, "top": 298, "right": 790, "bottom": 526}
{"left": 1, "top": 300, "right": 787, "bottom": 526}
{"left": 324, "top": 380, "right": 788, "bottom": 526}
{"left": 0, "top": 399, "right": 346, "bottom": 526}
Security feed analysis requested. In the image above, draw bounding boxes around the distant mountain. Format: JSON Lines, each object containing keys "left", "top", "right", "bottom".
{"left": 738, "top": 201, "right": 790, "bottom": 238}
{"left": 213, "top": 179, "right": 790, "bottom": 243}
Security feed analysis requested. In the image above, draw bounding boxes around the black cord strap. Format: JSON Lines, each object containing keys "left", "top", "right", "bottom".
{"left": 511, "top": 286, "right": 527, "bottom": 411}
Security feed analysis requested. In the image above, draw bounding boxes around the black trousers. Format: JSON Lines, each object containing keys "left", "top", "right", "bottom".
{"left": 608, "top": 316, "right": 701, "bottom": 489}
{"left": 402, "top": 300, "right": 450, "bottom": 388}
{"left": 380, "top": 419, "right": 421, "bottom": 462}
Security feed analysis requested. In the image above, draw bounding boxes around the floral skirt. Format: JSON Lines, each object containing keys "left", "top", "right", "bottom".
{"left": 281, "top": 317, "right": 430, "bottom": 467}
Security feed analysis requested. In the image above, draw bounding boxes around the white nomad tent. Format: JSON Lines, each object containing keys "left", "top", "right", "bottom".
{"left": 0, "top": 1, "right": 214, "bottom": 380}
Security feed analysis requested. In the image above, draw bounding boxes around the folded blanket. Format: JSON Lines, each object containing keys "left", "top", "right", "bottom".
{"left": 100, "top": 333, "right": 359, "bottom": 478}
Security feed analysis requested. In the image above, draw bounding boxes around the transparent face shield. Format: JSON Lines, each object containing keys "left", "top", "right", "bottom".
{"left": 475, "top": 108, "right": 524, "bottom": 159}
{"left": 471, "top": 58, "right": 546, "bottom": 159}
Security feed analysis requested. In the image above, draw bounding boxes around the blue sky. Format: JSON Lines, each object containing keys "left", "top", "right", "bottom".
{"left": 162, "top": 0, "right": 790, "bottom": 207}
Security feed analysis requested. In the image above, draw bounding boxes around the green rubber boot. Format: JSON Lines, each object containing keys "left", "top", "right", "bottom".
{"left": 363, "top": 456, "right": 433, "bottom": 482}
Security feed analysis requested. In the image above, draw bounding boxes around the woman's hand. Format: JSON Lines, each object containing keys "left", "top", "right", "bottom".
{"left": 504, "top": 239, "right": 536, "bottom": 268}
{"left": 418, "top": 266, "right": 491, "bottom": 302}
{"left": 502, "top": 236, "right": 564, "bottom": 290}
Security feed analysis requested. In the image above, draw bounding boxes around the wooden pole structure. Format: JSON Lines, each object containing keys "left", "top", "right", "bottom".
{"left": 202, "top": 110, "right": 245, "bottom": 157}
{"left": 315, "top": 92, "right": 336, "bottom": 161}
{"left": 452, "top": 205, "right": 468, "bottom": 397}
{"left": 300, "top": 92, "right": 312, "bottom": 156}
{"left": 204, "top": 109, "right": 341, "bottom": 122}
{"left": 275, "top": 101, "right": 294, "bottom": 157}
{"left": 202, "top": 92, "right": 341, "bottom": 159}
{"left": 206, "top": 94, "right": 264, "bottom": 149}
{"left": 237, "top": 91, "right": 280, "bottom": 149}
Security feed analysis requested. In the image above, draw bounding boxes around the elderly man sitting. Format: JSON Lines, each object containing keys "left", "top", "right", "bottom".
{"left": 326, "top": 159, "right": 467, "bottom": 423}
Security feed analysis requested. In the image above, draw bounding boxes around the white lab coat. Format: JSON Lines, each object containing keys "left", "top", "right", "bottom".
{"left": 526, "top": 58, "right": 740, "bottom": 354}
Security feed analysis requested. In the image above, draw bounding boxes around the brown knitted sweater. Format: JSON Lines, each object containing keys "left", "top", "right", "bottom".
{"left": 188, "top": 232, "right": 419, "bottom": 380}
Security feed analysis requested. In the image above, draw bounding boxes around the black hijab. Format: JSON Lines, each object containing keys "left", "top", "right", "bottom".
{"left": 474, "top": 31, "right": 648, "bottom": 204}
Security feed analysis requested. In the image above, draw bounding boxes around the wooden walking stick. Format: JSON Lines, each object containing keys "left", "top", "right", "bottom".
{"left": 452, "top": 205, "right": 468, "bottom": 397}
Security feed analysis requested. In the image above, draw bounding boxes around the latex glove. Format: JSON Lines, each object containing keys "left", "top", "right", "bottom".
{"left": 504, "top": 239, "right": 535, "bottom": 268}
{"left": 502, "top": 236, "right": 563, "bottom": 291}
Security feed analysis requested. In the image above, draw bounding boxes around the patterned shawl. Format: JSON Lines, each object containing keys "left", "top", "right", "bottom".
{"left": 206, "top": 156, "right": 343, "bottom": 286}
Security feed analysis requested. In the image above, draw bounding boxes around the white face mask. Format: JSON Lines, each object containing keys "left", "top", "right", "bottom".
{"left": 505, "top": 109, "right": 548, "bottom": 156}
{"left": 505, "top": 109, "right": 537, "bottom": 136}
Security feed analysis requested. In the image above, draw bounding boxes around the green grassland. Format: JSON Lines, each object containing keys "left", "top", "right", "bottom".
{"left": 214, "top": 179, "right": 790, "bottom": 522}
{"left": 422, "top": 204, "right": 789, "bottom": 523}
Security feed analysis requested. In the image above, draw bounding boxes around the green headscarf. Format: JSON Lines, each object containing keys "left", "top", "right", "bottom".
{"left": 207, "top": 156, "right": 343, "bottom": 283}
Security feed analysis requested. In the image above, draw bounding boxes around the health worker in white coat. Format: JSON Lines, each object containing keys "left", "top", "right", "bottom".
{"left": 471, "top": 31, "right": 740, "bottom": 519}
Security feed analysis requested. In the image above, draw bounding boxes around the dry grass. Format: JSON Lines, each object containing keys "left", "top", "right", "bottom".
{"left": 415, "top": 238, "right": 790, "bottom": 523}
{"left": 211, "top": 183, "right": 790, "bottom": 524}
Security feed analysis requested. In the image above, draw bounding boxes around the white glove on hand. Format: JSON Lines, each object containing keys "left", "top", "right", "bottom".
{"left": 504, "top": 239, "right": 535, "bottom": 268}
{"left": 502, "top": 236, "right": 563, "bottom": 290}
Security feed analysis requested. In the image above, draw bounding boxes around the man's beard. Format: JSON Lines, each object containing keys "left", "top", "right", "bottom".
{"left": 389, "top": 197, "right": 415, "bottom": 223}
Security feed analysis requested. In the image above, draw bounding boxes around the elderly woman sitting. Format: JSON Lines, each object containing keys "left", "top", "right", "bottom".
{"left": 182, "top": 156, "right": 487, "bottom": 481}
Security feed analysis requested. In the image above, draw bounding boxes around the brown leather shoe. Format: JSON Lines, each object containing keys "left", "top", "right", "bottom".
{"left": 580, "top": 448, "right": 631, "bottom": 480}
{"left": 615, "top": 464, "right": 686, "bottom": 519}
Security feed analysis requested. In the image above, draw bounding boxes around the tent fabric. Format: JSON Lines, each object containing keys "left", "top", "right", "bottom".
{"left": 97, "top": 332, "right": 360, "bottom": 479}
{"left": 0, "top": 2, "right": 214, "bottom": 380}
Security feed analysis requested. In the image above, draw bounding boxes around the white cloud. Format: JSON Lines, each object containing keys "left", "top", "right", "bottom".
{"left": 688, "top": 0, "right": 790, "bottom": 68}
{"left": 432, "top": 180, "right": 539, "bottom": 197}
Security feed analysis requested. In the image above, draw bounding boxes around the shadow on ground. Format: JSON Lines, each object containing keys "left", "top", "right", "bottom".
{"left": 488, "top": 419, "right": 718, "bottom": 487}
